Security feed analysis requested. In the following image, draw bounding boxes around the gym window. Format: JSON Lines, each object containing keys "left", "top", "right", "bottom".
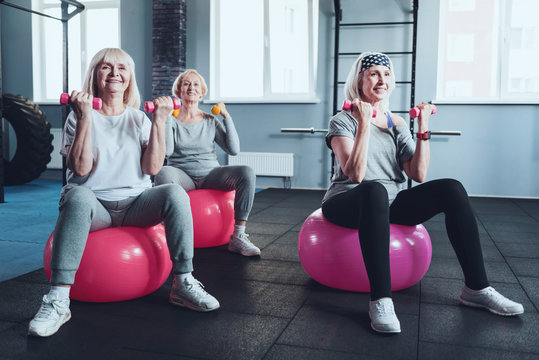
{"left": 209, "top": 0, "right": 319, "bottom": 103}
{"left": 31, "top": 0, "right": 121, "bottom": 103}
{"left": 437, "top": 0, "right": 539, "bottom": 103}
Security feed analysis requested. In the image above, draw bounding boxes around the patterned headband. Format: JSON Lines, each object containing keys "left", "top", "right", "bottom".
{"left": 360, "top": 53, "right": 391, "bottom": 71}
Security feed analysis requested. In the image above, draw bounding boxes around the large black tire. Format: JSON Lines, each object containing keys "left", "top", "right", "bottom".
{"left": 2, "top": 94, "right": 53, "bottom": 185}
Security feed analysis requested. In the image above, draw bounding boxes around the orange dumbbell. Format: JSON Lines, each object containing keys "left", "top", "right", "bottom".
{"left": 211, "top": 104, "right": 222, "bottom": 115}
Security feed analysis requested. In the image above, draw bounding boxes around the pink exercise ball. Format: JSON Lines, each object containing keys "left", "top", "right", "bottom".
{"left": 187, "top": 189, "right": 235, "bottom": 248}
{"left": 298, "top": 209, "right": 432, "bottom": 292}
{"left": 43, "top": 224, "right": 172, "bottom": 302}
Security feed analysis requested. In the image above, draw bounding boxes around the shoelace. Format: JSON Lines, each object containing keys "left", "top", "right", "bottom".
{"left": 235, "top": 234, "right": 257, "bottom": 249}
{"left": 374, "top": 302, "right": 394, "bottom": 316}
{"left": 482, "top": 287, "right": 506, "bottom": 306}
{"left": 186, "top": 279, "right": 210, "bottom": 296}
{"left": 35, "top": 296, "right": 64, "bottom": 319}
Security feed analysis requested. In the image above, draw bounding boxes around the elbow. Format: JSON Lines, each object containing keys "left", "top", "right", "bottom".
{"left": 71, "top": 164, "right": 91, "bottom": 177}
{"left": 143, "top": 165, "right": 162, "bottom": 176}
{"left": 344, "top": 168, "right": 364, "bottom": 183}
{"left": 413, "top": 170, "right": 427, "bottom": 183}
{"left": 72, "top": 169, "right": 88, "bottom": 177}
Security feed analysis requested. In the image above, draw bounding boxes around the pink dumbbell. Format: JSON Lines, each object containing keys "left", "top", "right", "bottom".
{"left": 342, "top": 99, "right": 377, "bottom": 117}
{"left": 144, "top": 98, "right": 181, "bottom": 113}
{"left": 60, "top": 93, "right": 102, "bottom": 110}
{"left": 409, "top": 104, "right": 437, "bottom": 118}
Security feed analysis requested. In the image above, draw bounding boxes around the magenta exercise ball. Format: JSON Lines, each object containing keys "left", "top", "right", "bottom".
{"left": 187, "top": 189, "right": 235, "bottom": 248}
{"left": 298, "top": 209, "right": 432, "bottom": 292}
{"left": 44, "top": 224, "right": 172, "bottom": 302}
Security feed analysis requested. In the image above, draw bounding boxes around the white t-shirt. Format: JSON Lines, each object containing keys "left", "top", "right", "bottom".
{"left": 60, "top": 107, "right": 152, "bottom": 201}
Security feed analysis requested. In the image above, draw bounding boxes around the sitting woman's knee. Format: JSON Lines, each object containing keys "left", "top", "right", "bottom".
{"left": 238, "top": 165, "right": 255, "bottom": 182}
{"left": 439, "top": 178, "right": 468, "bottom": 198}
{"left": 154, "top": 166, "right": 176, "bottom": 186}
{"left": 355, "top": 182, "right": 389, "bottom": 210}
{"left": 161, "top": 183, "right": 190, "bottom": 203}
{"left": 60, "top": 186, "right": 96, "bottom": 210}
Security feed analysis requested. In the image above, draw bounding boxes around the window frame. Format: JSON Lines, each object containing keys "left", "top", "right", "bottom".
{"left": 31, "top": 0, "right": 121, "bottom": 104}
{"left": 436, "top": 0, "right": 539, "bottom": 104}
{"left": 208, "top": 0, "right": 319, "bottom": 104}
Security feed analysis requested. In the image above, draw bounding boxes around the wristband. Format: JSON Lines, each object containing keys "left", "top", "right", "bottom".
{"left": 416, "top": 131, "right": 431, "bottom": 140}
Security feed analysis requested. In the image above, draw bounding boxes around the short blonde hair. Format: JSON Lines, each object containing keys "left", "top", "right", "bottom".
{"left": 171, "top": 69, "right": 208, "bottom": 100}
{"left": 82, "top": 48, "right": 141, "bottom": 109}
{"left": 343, "top": 52, "right": 396, "bottom": 113}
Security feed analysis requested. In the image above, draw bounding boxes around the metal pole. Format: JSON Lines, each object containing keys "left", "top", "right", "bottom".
{"left": 0, "top": 22, "right": 4, "bottom": 203}
{"left": 62, "top": 2, "right": 69, "bottom": 186}
{"left": 332, "top": 0, "right": 341, "bottom": 116}
{"left": 408, "top": 0, "right": 419, "bottom": 189}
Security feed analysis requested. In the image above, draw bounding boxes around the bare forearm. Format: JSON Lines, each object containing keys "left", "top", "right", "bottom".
{"left": 408, "top": 140, "right": 430, "bottom": 182}
{"left": 67, "top": 117, "right": 93, "bottom": 176}
{"left": 141, "top": 121, "right": 167, "bottom": 175}
{"left": 342, "top": 127, "right": 370, "bottom": 183}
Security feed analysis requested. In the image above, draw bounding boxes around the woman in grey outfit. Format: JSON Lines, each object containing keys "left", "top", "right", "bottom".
{"left": 28, "top": 48, "right": 219, "bottom": 338}
{"left": 155, "top": 69, "right": 260, "bottom": 257}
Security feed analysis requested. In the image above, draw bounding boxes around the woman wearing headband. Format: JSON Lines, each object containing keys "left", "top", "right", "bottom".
{"left": 322, "top": 52, "right": 523, "bottom": 334}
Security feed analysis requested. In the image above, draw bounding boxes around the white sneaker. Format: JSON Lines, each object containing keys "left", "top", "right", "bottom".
{"left": 169, "top": 276, "right": 220, "bottom": 312}
{"left": 228, "top": 233, "right": 261, "bottom": 256}
{"left": 369, "top": 298, "right": 401, "bottom": 333}
{"left": 28, "top": 293, "right": 71, "bottom": 337}
{"left": 459, "top": 285, "right": 524, "bottom": 316}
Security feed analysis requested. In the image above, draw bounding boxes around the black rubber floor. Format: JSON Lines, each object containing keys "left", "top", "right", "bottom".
{"left": 1, "top": 189, "right": 537, "bottom": 359}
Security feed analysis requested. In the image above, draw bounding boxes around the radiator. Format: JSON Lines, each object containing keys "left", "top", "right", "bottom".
{"left": 228, "top": 152, "right": 294, "bottom": 177}
{"left": 47, "top": 128, "right": 63, "bottom": 169}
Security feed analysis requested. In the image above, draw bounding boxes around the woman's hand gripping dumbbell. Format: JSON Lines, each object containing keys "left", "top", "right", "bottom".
{"left": 342, "top": 99, "right": 377, "bottom": 117}
{"left": 144, "top": 98, "right": 181, "bottom": 115}
{"left": 409, "top": 104, "right": 437, "bottom": 118}
{"left": 60, "top": 93, "right": 102, "bottom": 110}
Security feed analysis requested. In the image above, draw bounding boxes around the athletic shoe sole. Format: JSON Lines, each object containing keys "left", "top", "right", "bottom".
{"left": 169, "top": 296, "right": 220, "bottom": 312}
{"left": 459, "top": 297, "right": 523, "bottom": 316}
{"left": 370, "top": 321, "right": 401, "bottom": 334}
{"left": 28, "top": 311, "right": 72, "bottom": 337}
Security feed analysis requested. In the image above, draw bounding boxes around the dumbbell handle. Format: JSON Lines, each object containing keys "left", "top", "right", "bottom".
{"left": 409, "top": 105, "right": 437, "bottom": 118}
{"left": 342, "top": 99, "right": 377, "bottom": 117}
{"left": 60, "top": 93, "right": 102, "bottom": 110}
{"left": 144, "top": 98, "right": 181, "bottom": 113}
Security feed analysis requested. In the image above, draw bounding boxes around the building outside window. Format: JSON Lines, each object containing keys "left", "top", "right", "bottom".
{"left": 437, "top": 0, "right": 539, "bottom": 103}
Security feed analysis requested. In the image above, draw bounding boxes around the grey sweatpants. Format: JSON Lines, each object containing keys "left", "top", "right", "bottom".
{"left": 49, "top": 184, "right": 194, "bottom": 284}
{"left": 154, "top": 165, "right": 255, "bottom": 221}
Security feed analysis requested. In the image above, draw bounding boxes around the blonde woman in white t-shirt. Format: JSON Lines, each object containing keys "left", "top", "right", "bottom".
{"left": 28, "top": 48, "right": 219, "bottom": 338}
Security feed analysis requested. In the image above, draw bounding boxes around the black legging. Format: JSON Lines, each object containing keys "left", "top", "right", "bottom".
{"left": 322, "top": 178, "right": 489, "bottom": 300}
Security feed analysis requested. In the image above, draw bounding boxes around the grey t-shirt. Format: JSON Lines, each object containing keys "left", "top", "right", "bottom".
{"left": 165, "top": 113, "right": 240, "bottom": 178}
{"left": 323, "top": 111, "right": 415, "bottom": 205}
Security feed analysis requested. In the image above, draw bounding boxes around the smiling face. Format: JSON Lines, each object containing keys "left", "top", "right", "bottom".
{"left": 178, "top": 73, "right": 204, "bottom": 102}
{"left": 359, "top": 65, "right": 392, "bottom": 103}
{"left": 95, "top": 59, "right": 131, "bottom": 97}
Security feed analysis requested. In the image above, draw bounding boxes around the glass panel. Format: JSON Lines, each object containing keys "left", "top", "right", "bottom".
{"left": 42, "top": 8, "right": 63, "bottom": 100}
{"left": 438, "top": 0, "right": 499, "bottom": 100}
{"left": 85, "top": 8, "right": 120, "bottom": 68}
{"left": 217, "top": 0, "right": 264, "bottom": 98}
{"left": 269, "top": 0, "right": 309, "bottom": 94}
{"left": 504, "top": 0, "right": 539, "bottom": 95}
